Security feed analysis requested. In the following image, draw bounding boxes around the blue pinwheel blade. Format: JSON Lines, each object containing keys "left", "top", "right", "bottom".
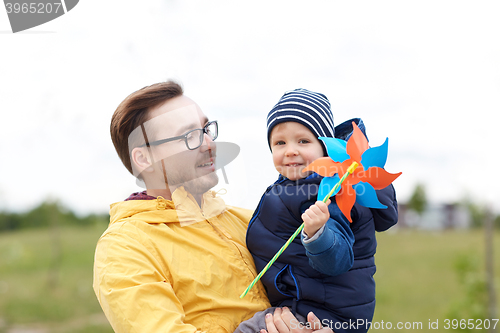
{"left": 318, "top": 174, "right": 341, "bottom": 201}
{"left": 360, "top": 138, "right": 388, "bottom": 170}
{"left": 319, "top": 137, "right": 350, "bottom": 163}
{"left": 353, "top": 182, "right": 387, "bottom": 209}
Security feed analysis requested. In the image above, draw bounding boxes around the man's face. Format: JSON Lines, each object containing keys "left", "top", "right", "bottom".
{"left": 139, "top": 95, "right": 219, "bottom": 195}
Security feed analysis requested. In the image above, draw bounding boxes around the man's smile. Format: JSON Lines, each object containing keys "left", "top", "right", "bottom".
{"left": 196, "top": 158, "right": 215, "bottom": 171}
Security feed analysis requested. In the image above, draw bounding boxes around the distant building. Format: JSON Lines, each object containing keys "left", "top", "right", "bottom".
{"left": 397, "top": 203, "right": 471, "bottom": 230}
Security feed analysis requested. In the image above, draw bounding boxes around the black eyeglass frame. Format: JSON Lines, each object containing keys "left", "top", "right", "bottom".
{"left": 141, "top": 120, "right": 218, "bottom": 150}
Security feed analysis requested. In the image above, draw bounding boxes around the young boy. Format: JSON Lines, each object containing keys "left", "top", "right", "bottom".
{"left": 236, "top": 89, "right": 398, "bottom": 333}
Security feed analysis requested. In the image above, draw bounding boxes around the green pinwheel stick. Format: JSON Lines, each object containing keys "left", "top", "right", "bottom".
{"left": 240, "top": 162, "right": 359, "bottom": 299}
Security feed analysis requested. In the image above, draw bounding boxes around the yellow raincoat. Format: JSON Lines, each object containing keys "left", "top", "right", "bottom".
{"left": 93, "top": 187, "right": 270, "bottom": 333}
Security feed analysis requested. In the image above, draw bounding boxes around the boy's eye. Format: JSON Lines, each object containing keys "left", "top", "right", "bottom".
{"left": 276, "top": 141, "right": 285, "bottom": 145}
{"left": 299, "top": 139, "right": 310, "bottom": 144}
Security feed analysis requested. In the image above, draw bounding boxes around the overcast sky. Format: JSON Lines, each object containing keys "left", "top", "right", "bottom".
{"left": 1, "top": 0, "right": 499, "bottom": 215}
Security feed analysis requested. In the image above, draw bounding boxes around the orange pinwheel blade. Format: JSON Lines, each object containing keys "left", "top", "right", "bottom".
{"left": 336, "top": 184, "right": 356, "bottom": 223}
{"left": 346, "top": 121, "right": 369, "bottom": 163}
{"left": 303, "top": 157, "right": 341, "bottom": 177}
{"left": 359, "top": 167, "right": 402, "bottom": 190}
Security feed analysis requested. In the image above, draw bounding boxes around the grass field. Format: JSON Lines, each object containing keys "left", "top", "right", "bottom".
{"left": 374, "top": 229, "right": 500, "bottom": 331}
{"left": 0, "top": 224, "right": 113, "bottom": 333}
{"left": 0, "top": 226, "right": 498, "bottom": 332}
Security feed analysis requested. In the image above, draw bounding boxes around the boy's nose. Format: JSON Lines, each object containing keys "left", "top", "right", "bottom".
{"left": 285, "top": 145, "right": 299, "bottom": 156}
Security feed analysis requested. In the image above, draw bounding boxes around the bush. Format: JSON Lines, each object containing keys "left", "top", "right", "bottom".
{"left": 0, "top": 200, "right": 109, "bottom": 232}
{"left": 446, "top": 254, "right": 488, "bottom": 331}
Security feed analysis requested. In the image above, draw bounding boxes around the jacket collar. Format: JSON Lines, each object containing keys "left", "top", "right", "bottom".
{"left": 110, "top": 187, "right": 227, "bottom": 227}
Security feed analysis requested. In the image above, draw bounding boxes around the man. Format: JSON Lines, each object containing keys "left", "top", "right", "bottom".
{"left": 93, "top": 81, "right": 333, "bottom": 333}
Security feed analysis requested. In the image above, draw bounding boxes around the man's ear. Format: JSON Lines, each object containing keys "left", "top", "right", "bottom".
{"left": 131, "top": 147, "right": 154, "bottom": 176}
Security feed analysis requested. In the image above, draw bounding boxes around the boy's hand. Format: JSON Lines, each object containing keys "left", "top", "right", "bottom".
{"left": 261, "top": 307, "right": 333, "bottom": 333}
{"left": 301, "top": 199, "right": 331, "bottom": 238}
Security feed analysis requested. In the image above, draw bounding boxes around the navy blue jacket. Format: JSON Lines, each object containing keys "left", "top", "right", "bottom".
{"left": 246, "top": 118, "right": 398, "bottom": 332}
{"left": 246, "top": 178, "right": 398, "bottom": 332}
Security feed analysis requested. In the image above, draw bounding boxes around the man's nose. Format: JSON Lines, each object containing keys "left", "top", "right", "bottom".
{"left": 200, "top": 133, "right": 215, "bottom": 152}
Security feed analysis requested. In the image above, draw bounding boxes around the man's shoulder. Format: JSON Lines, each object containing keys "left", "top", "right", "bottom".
{"left": 98, "top": 217, "right": 152, "bottom": 244}
{"left": 102, "top": 200, "right": 174, "bottom": 240}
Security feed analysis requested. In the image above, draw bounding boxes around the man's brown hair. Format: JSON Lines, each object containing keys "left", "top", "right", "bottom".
{"left": 110, "top": 80, "right": 184, "bottom": 175}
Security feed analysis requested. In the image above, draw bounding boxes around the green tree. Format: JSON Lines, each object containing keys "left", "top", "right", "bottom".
{"left": 0, "top": 212, "right": 22, "bottom": 231}
{"left": 408, "top": 183, "right": 427, "bottom": 215}
{"left": 461, "top": 198, "right": 486, "bottom": 229}
{"left": 0, "top": 199, "right": 109, "bottom": 232}
{"left": 20, "top": 200, "right": 78, "bottom": 229}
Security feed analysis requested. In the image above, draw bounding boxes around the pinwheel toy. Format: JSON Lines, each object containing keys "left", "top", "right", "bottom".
{"left": 304, "top": 121, "right": 402, "bottom": 222}
{"left": 240, "top": 122, "right": 401, "bottom": 298}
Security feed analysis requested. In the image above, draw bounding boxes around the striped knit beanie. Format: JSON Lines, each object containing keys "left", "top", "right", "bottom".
{"left": 267, "top": 88, "right": 335, "bottom": 153}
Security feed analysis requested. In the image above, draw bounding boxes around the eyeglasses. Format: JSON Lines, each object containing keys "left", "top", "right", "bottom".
{"left": 142, "top": 120, "right": 218, "bottom": 150}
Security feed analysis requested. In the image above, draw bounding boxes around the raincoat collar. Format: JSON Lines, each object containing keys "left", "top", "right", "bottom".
{"left": 109, "top": 186, "right": 227, "bottom": 226}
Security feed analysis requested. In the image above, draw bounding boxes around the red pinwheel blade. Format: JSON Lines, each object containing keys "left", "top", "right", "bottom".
{"left": 346, "top": 121, "right": 369, "bottom": 163}
{"left": 359, "top": 167, "right": 402, "bottom": 190}
{"left": 336, "top": 184, "right": 356, "bottom": 223}
{"left": 303, "top": 157, "right": 341, "bottom": 177}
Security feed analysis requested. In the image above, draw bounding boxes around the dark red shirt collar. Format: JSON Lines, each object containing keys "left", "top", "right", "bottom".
{"left": 125, "top": 191, "right": 157, "bottom": 201}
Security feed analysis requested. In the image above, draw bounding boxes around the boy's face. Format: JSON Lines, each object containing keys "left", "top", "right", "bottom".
{"left": 270, "top": 121, "right": 324, "bottom": 181}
